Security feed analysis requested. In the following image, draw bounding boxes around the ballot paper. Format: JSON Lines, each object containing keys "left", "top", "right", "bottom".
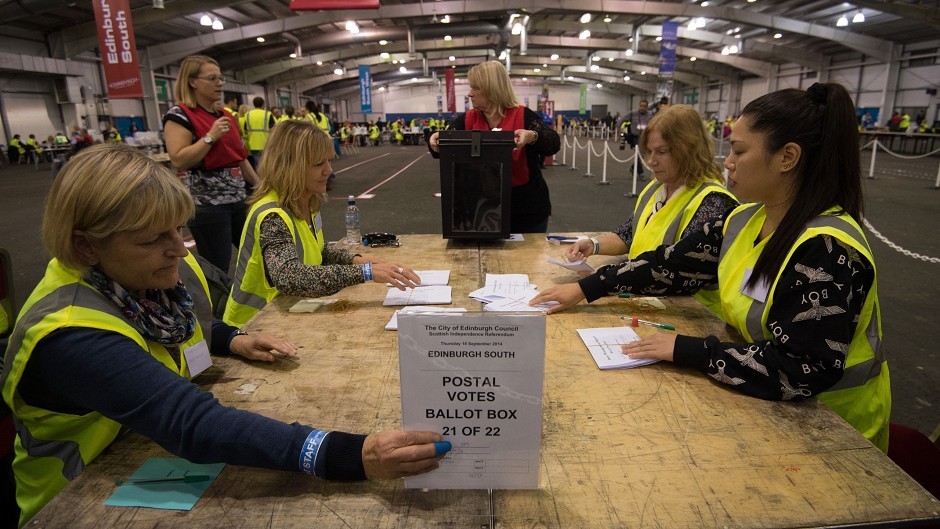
{"left": 547, "top": 257, "right": 596, "bottom": 274}
{"left": 501, "top": 233, "right": 525, "bottom": 242}
{"left": 385, "top": 306, "right": 467, "bottom": 330}
{"left": 388, "top": 270, "right": 450, "bottom": 287}
{"left": 577, "top": 326, "right": 659, "bottom": 370}
{"left": 384, "top": 285, "right": 453, "bottom": 306}
{"left": 483, "top": 288, "right": 558, "bottom": 313}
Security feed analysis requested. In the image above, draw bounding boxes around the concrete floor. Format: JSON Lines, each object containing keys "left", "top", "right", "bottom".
{"left": 1, "top": 138, "right": 938, "bottom": 436}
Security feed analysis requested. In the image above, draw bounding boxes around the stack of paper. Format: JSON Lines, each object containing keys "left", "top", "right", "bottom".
{"left": 469, "top": 274, "right": 557, "bottom": 312}
{"left": 385, "top": 306, "right": 467, "bottom": 330}
{"left": 388, "top": 270, "right": 450, "bottom": 287}
{"left": 576, "top": 327, "right": 659, "bottom": 370}
{"left": 384, "top": 285, "right": 452, "bottom": 306}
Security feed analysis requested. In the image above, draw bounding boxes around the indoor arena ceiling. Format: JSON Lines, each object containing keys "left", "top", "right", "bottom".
{"left": 0, "top": 0, "right": 937, "bottom": 97}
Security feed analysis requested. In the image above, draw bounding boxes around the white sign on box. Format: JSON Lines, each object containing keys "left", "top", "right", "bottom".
{"left": 397, "top": 312, "right": 545, "bottom": 489}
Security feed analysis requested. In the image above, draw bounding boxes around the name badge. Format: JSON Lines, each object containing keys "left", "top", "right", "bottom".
{"left": 313, "top": 212, "right": 323, "bottom": 233}
{"left": 183, "top": 340, "right": 213, "bottom": 377}
{"left": 230, "top": 167, "right": 242, "bottom": 179}
{"left": 740, "top": 268, "right": 770, "bottom": 303}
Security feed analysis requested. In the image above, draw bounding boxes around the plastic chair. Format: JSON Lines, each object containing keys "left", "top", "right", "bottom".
{"left": 887, "top": 423, "right": 940, "bottom": 500}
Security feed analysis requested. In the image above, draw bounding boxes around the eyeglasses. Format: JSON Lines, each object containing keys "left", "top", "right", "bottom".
{"left": 195, "top": 75, "right": 226, "bottom": 84}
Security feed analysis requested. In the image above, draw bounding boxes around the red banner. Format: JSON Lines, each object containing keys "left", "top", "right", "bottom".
{"left": 445, "top": 69, "right": 456, "bottom": 113}
{"left": 92, "top": 0, "right": 143, "bottom": 99}
{"left": 290, "top": 0, "right": 379, "bottom": 9}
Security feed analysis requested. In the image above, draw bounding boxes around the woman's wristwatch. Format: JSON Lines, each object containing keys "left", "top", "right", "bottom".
{"left": 203, "top": 134, "right": 215, "bottom": 144}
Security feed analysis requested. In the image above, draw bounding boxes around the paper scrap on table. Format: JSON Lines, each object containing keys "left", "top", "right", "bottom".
{"left": 388, "top": 270, "right": 450, "bottom": 287}
{"left": 501, "top": 233, "right": 525, "bottom": 242}
{"left": 576, "top": 327, "right": 659, "bottom": 370}
{"left": 547, "top": 257, "right": 596, "bottom": 274}
{"left": 104, "top": 458, "right": 224, "bottom": 511}
{"left": 386, "top": 306, "right": 467, "bottom": 330}
{"left": 288, "top": 299, "right": 337, "bottom": 313}
{"left": 384, "top": 285, "right": 453, "bottom": 306}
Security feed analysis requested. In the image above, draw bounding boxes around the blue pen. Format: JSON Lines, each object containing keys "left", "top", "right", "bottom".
{"left": 433, "top": 441, "right": 452, "bottom": 457}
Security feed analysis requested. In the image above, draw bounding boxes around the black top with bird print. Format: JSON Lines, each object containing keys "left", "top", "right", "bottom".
{"left": 578, "top": 217, "right": 876, "bottom": 401}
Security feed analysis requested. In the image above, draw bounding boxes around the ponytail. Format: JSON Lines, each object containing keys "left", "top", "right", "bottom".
{"left": 742, "top": 82, "right": 862, "bottom": 288}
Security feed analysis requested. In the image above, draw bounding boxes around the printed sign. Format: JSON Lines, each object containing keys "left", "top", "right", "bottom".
{"left": 92, "top": 0, "right": 143, "bottom": 99}
{"left": 359, "top": 65, "right": 372, "bottom": 114}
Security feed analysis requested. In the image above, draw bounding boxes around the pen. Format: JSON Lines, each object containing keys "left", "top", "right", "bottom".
{"left": 622, "top": 316, "right": 676, "bottom": 331}
{"left": 115, "top": 474, "right": 211, "bottom": 486}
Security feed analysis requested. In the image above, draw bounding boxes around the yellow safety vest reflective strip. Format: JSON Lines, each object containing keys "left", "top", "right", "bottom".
{"left": 244, "top": 109, "right": 272, "bottom": 151}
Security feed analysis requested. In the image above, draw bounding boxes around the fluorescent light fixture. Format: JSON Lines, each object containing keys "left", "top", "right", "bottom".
{"left": 380, "top": 52, "right": 390, "bottom": 58}
{"left": 345, "top": 21, "right": 359, "bottom": 33}
{"left": 773, "top": 33, "right": 783, "bottom": 39}
{"left": 256, "top": 37, "right": 265, "bottom": 43}
{"left": 379, "top": 40, "right": 388, "bottom": 45}
{"left": 378, "top": 86, "right": 385, "bottom": 91}
{"left": 522, "top": 77, "right": 527, "bottom": 81}
{"left": 603, "top": 15, "right": 612, "bottom": 23}
{"left": 592, "top": 55, "right": 600, "bottom": 61}
{"left": 534, "top": 68, "right": 541, "bottom": 72}
{"left": 412, "top": 77, "right": 417, "bottom": 82}
{"left": 623, "top": 75, "right": 630, "bottom": 81}
{"left": 441, "top": 15, "right": 450, "bottom": 23}
{"left": 542, "top": 63, "right": 547, "bottom": 67}
{"left": 200, "top": 14, "right": 212, "bottom": 26}
{"left": 449, "top": 55, "right": 456, "bottom": 61}
{"left": 316, "top": 61, "right": 323, "bottom": 65}
{"left": 853, "top": 12, "right": 865, "bottom": 23}
{"left": 625, "top": 49, "right": 633, "bottom": 56}
{"left": 580, "top": 13, "right": 592, "bottom": 24}
{"left": 836, "top": 15, "right": 848, "bottom": 27}
{"left": 640, "top": 70, "right": 646, "bottom": 75}
{"left": 690, "top": 56, "right": 697, "bottom": 61}
{"left": 550, "top": 53, "right": 559, "bottom": 60}
{"left": 655, "top": 36, "right": 662, "bottom": 42}
{"left": 579, "top": 29, "right": 591, "bottom": 39}
{"left": 399, "top": 66, "right": 407, "bottom": 73}
{"left": 721, "top": 47, "right": 730, "bottom": 55}
{"left": 211, "top": 19, "right": 223, "bottom": 30}
{"left": 608, "top": 57, "right": 614, "bottom": 61}
{"left": 289, "top": 52, "right": 297, "bottom": 58}
{"left": 701, "top": 1, "right": 710, "bottom": 6}
{"left": 512, "top": 23, "right": 523, "bottom": 35}
{"left": 568, "top": 75, "right": 574, "bottom": 80}
{"left": 590, "top": 64, "right": 599, "bottom": 71}
{"left": 729, "top": 45, "right": 738, "bottom": 54}
{"left": 596, "top": 83, "right": 602, "bottom": 88}
{"left": 734, "top": 26, "right": 740, "bottom": 33}
{"left": 334, "top": 68, "right": 344, "bottom": 75}
{"left": 444, "top": 35, "right": 452, "bottom": 41}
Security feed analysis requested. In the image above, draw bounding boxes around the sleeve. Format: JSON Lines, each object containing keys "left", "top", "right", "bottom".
{"left": 162, "top": 106, "right": 194, "bottom": 135}
{"left": 578, "top": 217, "right": 725, "bottom": 302}
{"left": 321, "top": 243, "right": 356, "bottom": 266}
{"left": 679, "top": 192, "right": 739, "bottom": 239}
{"left": 259, "top": 214, "right": 364, "bottom": 297}
{"left": 612, "top": 214, "right": 636, "bottom": 247}
{"left": 671, "top": 235, "right": 875, "bottom": 401}
{"left": 24, "top": 327, "right": 367, "bottom": 480}
{"left": 523, "top": 108, "right": 560, "bottom": 156}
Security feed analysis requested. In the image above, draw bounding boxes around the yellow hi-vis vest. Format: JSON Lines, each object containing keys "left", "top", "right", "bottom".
{"left": 0, "top": 254, "right": 213, "bottom": 526}
{"left": 369, "top": 125, "right": 379, "bottom": 140}
{"left": 630, "top": 179, "right": 735, "bottom": 315}
{"left": 717, "top": 203, "right": 890, "bottom": 451}
{"left": 313, "top": 113, "right": 330, "bottom": 134}
{"left": 244, "top": 108, "right": 272, "bottom": 151}
{"left": 223, "top": 190, "right": 325, "bottom": 327}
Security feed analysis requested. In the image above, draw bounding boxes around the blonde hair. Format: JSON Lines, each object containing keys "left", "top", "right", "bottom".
{"left": 252, "top": 120, "right": 334, "bottom": 217}
{"left": 467, "top": 61, "right": 520, "bottom": 120}
{"left": 42, "top": 143, "right": 194, "bottom": 271}
{"left": 174, "top": 55, "right": 220, "bottom": 109}
{"left": 639, "top": 105, "right": 723, "bottom": 187}
{"left": 237, "top": 104, "right": 250, "bottom": 116}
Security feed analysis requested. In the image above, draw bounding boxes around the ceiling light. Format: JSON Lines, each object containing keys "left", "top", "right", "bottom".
{"left": 688, "top": 20, "right": 699, "bottom": 30}
{"left": 381, "top": 52, "right": 390, "bottom": 58}
{"left": 623, "top": 75, "right": 630, "bottom": 81}
{"left": 498, "top": 50, "right": 507, "bottom": 60}
{"left": 512, "top": 23, "right": 523, "bottom": 35}
{"left": 542, "top": 63, "right": 547, "bottom": 67}
{"left": 747, "top": 0, "right": 756, "bottom": 2}
{"left": 211, "top": 19, "right": 223, "bottom": 30}
{"left": 628, "top": 37, "right": 634, "bottom": 42}
{"left": 452, "top": 65, "right": 456, "bottom": 68}
{"left": 729, "top": 45, "right": 738, "bottom": 54}
{"left": 591, "top": 56, "right": 599, "bottom": 61}
{"left": 449, "top": 55, "right": 456, "bottom": 61}
{"left": 379, "top": 86, "right": 385, "bottom": 91}
{"left": 625, "top": 49, "right": 633, "bottom": 56}
{"left": 334, "top": 68, "right": 344, "bottom": 75}
{"left": 444, "top": 35, "right": 452, "bottom": 41}
{"left": 441, "top": 15, "right": 450, "bottom": 23}
{"left": 316, "top": 61, "right": 323, "bottom": 65}
{"left": 721, "top": 47, "right": 730, "bottom": 55}
{"left": 590, "top": 64, "right": 599, "bottom": 71}
{"left": 726, "top": 29, "right": 734, "bottom": 35}
{"left": 853, "top": 12, "right": 865, "bottom": 23}
{"left": 200, "top": 14, "right": 212, "bottom": 26}
{"left": 596, "top": 83, "right": 603, "bottom": 88}
{"left": 400, "top": 66, "right": 407, "bottom": 73}
{"left": 399, "top": 59, "right": 406, "bottom": 64}
{"left": 580, "top": 13, "right": 592, "bottom": 24}
{"left": 701, "top": 1, "right": 710, "bottom": 6}
{"left": 412, "top": 77, "right": 418, "bottom": 82}
{"left": 773, "top": 33, "right": 782, "bottom": 39}
{"left": 289, "top": 53, "right": 297, "bottom": 58}
{"left": 734, "top": 27, "right": 740, "bottom": 33}
{"left": 603, "top": 15, "right": 612, "bottom": 23}
{"left": 640, "top": 70, "right": 646, "bottom": 75}
{"left": 345, "top": 21, "right": 359, "bottom": 33}
{"left": 550, "top": 53, "right": 559, "bottom": 60}
{"left": 579, "top": 29, "right": 591, "bottom": 40}
{"left": 256, "top": 37, "right": 265, "bottom": 43}
{"left": 655, "top": 36, "right": 662, "bottom": 42}
{"left": 379, "top": 40, "right": 388, "bottom": 45}
{"left": 608, "top": 57, "right": 614, "bottom": 61}
{"left": 690, "top": 56, "right": 697, "bottom": 61}
{"left": 568, "top": 75, "right": 574, "bottom": 80}
{"left": 534, "top": 68, "right": 541, "bottom": 72}
{"left": 522, "top": 77, "right": 528, "bottom": 81}
{"left": 836, "top": 15, "right": 848, "bottom": 27}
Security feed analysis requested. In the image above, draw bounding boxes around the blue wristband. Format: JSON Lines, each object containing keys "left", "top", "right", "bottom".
{"left": 362, "top": 263, "right": 373, "bottom": 281}
{"left": 298, "top": 429, "right": 329, "bottom": 476}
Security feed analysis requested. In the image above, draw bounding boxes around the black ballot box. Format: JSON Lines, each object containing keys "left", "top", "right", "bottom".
{"left": 438, "top": 130, "right": 514, "bottom": 239}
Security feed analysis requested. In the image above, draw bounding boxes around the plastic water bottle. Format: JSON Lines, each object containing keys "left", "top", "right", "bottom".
{"left": 345, "top": 195, "right": 361, "bottom": 247}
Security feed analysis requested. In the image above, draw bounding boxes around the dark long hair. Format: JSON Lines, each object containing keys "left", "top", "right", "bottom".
{"left": 743, "top": 82, "right": 862, "bottom": 287}
{"left": 306, "top": 100, "right": 324, "bottom": 122}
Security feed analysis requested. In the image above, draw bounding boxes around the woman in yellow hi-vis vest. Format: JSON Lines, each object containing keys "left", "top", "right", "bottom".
{"left": 562, "top": 105, "right": 737, "bottom": 315}
{"left": 533, "top": 83, "right": 890, "bottom": 451}
{"left": 1, "top": 143, "right": 446, "bottom": 527}
{"left": 224, "top": 120, "right": 421, "bottom": 328}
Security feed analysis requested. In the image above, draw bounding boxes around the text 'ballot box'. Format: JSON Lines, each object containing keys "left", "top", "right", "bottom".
{"left": 438, "top": 130, "right": 514, "bottom": 240}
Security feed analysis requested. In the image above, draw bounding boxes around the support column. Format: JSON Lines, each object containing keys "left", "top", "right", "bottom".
{"left": 877, "top": 44, "right": 901, "bottom": 129}
{"left": 142, "top": 48, "right": 162, "bottom": 132}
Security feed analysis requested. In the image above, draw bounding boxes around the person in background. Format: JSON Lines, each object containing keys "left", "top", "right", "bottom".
{"left": 563, "top": 105, "right": 737, "bottom": 315}
{"left": 8, "top": 134, "right": 25, "bottom": 164}
{"left": 616, "top": 99, "right": 652, "bottom": 181}
{"left": 224, "top": 96, "right": 238, "bottom": 116}
{"left": 306, "top": 101, "right": 337, "bottom": 189}
{"left": 428, "top": 60, "right": 560, "bottom": 233}
{"left": 532, "top": 83, "right": 890, "bottom": 452}
{"left": 237, "top": 103, "right": 251, "bottom": 141}
{"left": 163, "top": 54, "right": 259, "bottom": 274}
{"left": 223, "top": 120, "right": 420, "bottom": 327}
{"left": 0, "top": 143, "right": 446, "bottom": 527}
{"left": 244, "top": 97, "right": 274, "bottom": 166}
{"left": 271, "top": 106, "right": 285, "bottom": 125}
{"left": 368, "top": 121, "right": 380, "bottom": 145}
{"left": 106, "top": 127, "right": 122, "bottom": 143}
{"left": 24, "top": 134, "right": 42, "bottom": 164}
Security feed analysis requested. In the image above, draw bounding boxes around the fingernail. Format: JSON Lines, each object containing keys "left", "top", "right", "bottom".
{"left": 433, "top": 441, "right": 452, "bottom": 457}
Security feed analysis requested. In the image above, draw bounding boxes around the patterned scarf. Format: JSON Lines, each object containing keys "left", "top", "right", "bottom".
{"left": 86, "top": 268, "right": 197, "bottom": 345}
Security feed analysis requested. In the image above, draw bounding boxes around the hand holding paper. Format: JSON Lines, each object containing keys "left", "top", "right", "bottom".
{"left": 547, "top": 257, "right": 595, "bottom": 274}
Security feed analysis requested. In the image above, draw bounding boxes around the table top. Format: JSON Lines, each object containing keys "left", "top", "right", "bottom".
{"left": 30, "top": 234, "right": 940, "bottom": 528}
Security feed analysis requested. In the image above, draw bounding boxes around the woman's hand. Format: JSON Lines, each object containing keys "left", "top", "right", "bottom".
{"left": 428, "top": 132, "right": 440, "bottom": 152}
{"left": 362, "top": 430, "right": 446, "bottom": 479}
{"left": 371, "top": 262, "right": 420, "bottom": 290}
{"left": 207, "top": 116, "right": 232, "bottom": 143}
{"left": 230, "top": 333, "right": 299, "bottom": 362}
{"left": 529, "top": 283, "right": 586, "bottom": 314}
{"left": 513, "top": 129, "right": 537, "bottom": 149}
{"left": 621, "top": 333, "right": 676, "bottom": 362}
{"left": 566, "top": 239, "right": 594, "bottom": 262}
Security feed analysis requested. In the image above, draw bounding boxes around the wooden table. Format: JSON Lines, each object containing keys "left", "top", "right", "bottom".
{"left": 30, "top": 235, "right": 940, "bottom": 528}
